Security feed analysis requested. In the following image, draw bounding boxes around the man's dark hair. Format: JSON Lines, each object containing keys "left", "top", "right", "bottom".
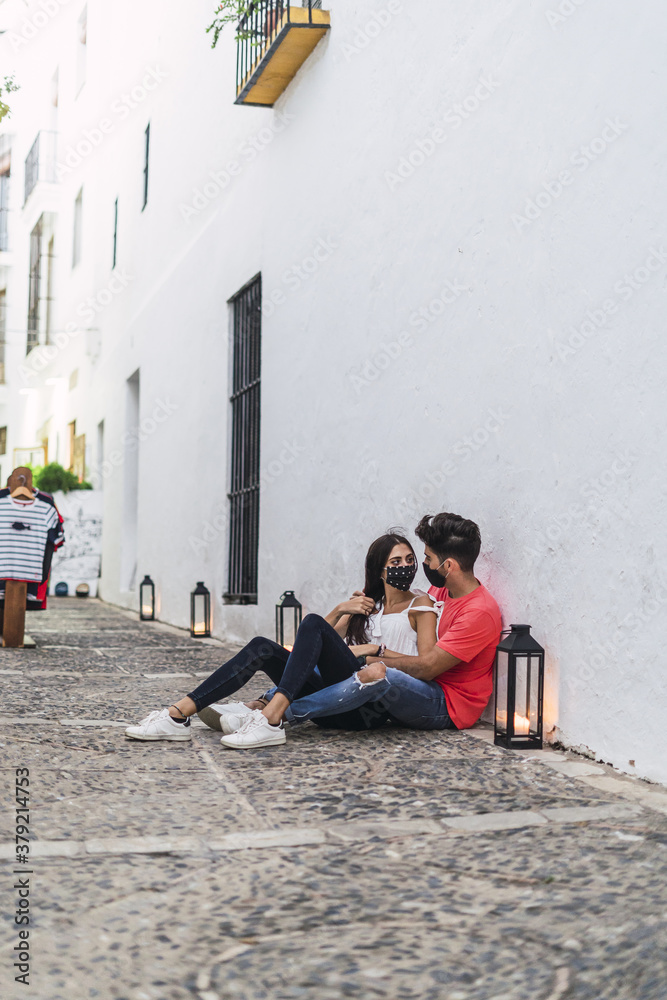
{"left": 415, "top": 513, "right": 481, "bottom": 572}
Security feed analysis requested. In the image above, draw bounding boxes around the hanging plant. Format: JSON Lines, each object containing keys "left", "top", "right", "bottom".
{"left": 0, "top": 75, "right": 20, "bottom": 123}
{"left": 206, "top": 1, "right": 260, "bottom": 48}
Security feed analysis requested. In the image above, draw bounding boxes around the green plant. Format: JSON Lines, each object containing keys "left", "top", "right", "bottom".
{"left": 206, "top": 1, "right": 259, "bottom": 48}
{"left": 35, "top": 463, "right": 93, "bottom": 494}
{"left": 0, "top": 75, "right": 20, "bottom": 123}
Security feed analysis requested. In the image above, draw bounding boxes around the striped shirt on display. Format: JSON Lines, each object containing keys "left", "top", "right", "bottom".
{"left": 0, "top": 495, "right": 60, "bottom": 582}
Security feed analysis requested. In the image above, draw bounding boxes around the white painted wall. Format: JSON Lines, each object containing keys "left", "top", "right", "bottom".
{"left": 1, "top": 0, "right": 666, "bottom": 783}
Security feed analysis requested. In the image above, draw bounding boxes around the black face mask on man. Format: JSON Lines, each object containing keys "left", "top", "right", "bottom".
{"left": 422, "top": 559, "right": 448, "bottom": 588}
{"left": 385, "top": 564, "right": 418, "bottom": 591}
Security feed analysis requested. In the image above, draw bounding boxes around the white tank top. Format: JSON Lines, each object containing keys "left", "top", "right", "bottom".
{"left": 366, "top": 593, "right": 439, "bottom": 656}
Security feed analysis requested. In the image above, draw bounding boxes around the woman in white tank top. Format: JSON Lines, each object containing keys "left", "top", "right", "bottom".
{"left": 337, "top": 532, "right": 439, "bottom": 662}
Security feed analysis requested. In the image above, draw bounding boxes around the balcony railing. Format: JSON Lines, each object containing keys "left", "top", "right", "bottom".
{"left": 236, "top": 0, "right": 330, "bottom": 107}
{"left": 0, "top": 171, "right": 8, "bottom": 250}
{"left": 0, "top": 208, "right": 8, "bottom": 252}
{"left": 24, "top": 131, "right": 58, "bottom": 205}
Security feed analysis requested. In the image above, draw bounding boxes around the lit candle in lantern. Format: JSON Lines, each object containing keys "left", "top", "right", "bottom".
{"left": 139, "top": 575, "right": 155, "bottom": 621}
{"left": 514, "top": 712, "right": 530, "bottom": 736}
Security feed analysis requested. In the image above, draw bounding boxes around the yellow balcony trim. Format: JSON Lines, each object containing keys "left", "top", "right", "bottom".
{"left": 236, "top": 7, "right": 331, "bottom": 107}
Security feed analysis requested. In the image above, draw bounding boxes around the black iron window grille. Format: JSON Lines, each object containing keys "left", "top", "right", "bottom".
{"left": 24, "top": 131, "right": 58, "bottom": 205}
{"left": 236, "top": 0, "right": 321, "bottom": 97}
{"left": 225, "top": 275, "right": 262, "bottom": 604}
{"left": 0, "top": 290, "right": 6, "bottom": 383}
{"left": 0, "top": 138, "right": 9, "bottom": 252}
{"left": 0, "top": 171, "right": 9, "bottom": 253}
{"left": 112, "top": 197, "right": 118, "bottom": 268}
{"left": 142, "top": 124, "right": 150, "bottom": 210}
{"left": 27, "top": 219, "right": 56, "bottom": 354}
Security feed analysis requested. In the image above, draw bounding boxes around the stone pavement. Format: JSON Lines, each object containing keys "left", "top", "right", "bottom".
{"left": 1, "top": 598, "right": 667, "bottom": 1000}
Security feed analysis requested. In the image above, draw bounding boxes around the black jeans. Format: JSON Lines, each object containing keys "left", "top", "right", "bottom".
{"left": 186, "top": 614, "right": 390, "bottom": 731}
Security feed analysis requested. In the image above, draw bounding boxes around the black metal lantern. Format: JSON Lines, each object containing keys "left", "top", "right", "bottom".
{"left": 139, "top": 575, "right": 155, "bottom": 621}
{"left": 494, "top": 624, "right": 545, "bottom": 749}
{"left": 276, "top": 590, "right": 302, "bottom": 650}
{"left": 190, "top": 581, "right": 211, "bottom": 638}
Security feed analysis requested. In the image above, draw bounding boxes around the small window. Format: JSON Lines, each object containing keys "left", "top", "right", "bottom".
{"left": 112, "top": 197, "right": 118, "bottom": 268}
{"left": 0, "top": 426, "right": 7, "bottom": 456}
{"left": 73, "top": 433, "right": 86, "bottom": 482}
{"left": 0, "top": 141, "right": 10, "bottom": 253}
{"left": 142, "top": 123, "right": 150, "bottom": 210}
{"left": 76, "top": 7, "right": 87, "bottom": 95}
{"left": 0, "top": 289, "right": 5, "bottom": 382}
{"left": 72, "top": 187, "right": 83, "bottom": 267}
{"left": 68, "top": 420, "right": 76, "bottom": 471}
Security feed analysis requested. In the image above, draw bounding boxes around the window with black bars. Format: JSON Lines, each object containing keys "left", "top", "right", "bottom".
{"left": 112, "top": 197, "right": 118, "bottom": 268}
{"left": 142, "top": 123, "right": 150, "bottom": 210}
{"left": 0, "top": 290, "right": 6, "bottom": 383}
{"left": 27, "top": 220, "right": 43, "bottom": 353}
{"left": 225, "top": 275, "right": 261, "bottom": 604}
{"left": 27, "top": 217, "right": 56, "bottom": 354}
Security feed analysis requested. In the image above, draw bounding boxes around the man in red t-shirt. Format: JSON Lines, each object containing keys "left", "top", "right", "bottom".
{"left": 357, "top": 512, "right": 502, "bottom": 730}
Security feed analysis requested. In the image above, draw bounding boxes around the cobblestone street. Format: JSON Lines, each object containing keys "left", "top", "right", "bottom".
{"left": 2, "top": 599, "right": 667, "bottom": 1000}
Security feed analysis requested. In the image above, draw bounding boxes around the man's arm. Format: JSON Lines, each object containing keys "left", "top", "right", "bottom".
{"left": 366, "top": 645, "right": 460, "bottom": 682}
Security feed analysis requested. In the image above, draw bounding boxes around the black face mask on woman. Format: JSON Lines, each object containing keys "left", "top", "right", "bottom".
{"left": 385, "top": 564, "right": 418, "bottom": 591}
{"left": 422, "top": 560, "right": 447, "bottom": 588}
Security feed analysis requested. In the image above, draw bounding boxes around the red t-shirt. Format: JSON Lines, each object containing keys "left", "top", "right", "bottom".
{"left": 428, "top": 582, "right": 502, "bottom": 729}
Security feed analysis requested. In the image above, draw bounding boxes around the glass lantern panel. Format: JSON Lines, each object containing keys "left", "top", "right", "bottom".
{"left": 513, "top": 655, "right": 531, "bottom": 736}
{"left": 528, "top": 654, "right": 540, "bottom": 734}
{"left": 193, "top": 595, "right": 207, "bottom": 634}
{"left": 282, "top": 610, "right": 299, "bottom": 650}
{"left": 495, "top": 650, "right": 508, "bottom": 733}
{"left": 140, "top": 586, "right": 153, "bottom": 618}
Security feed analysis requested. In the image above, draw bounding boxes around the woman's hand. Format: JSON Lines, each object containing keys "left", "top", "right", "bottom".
{"left": 337, "top": 595, "right": 376, "bottom": 617}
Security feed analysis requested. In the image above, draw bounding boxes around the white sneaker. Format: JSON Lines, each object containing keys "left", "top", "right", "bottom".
{"left": 197, "top": 702, "right": 253, "bottom": 732}
{"left": 217, "top": 701, "right": 255, "bottom": 716}
{"left": 220, "top": 709, "right": 285, "bottom": 749}
{"left": 124, "top": 708, "right": 192, "bottom": 742}
{"left": 220, "top": 712, "right": 250, "bottom": 736}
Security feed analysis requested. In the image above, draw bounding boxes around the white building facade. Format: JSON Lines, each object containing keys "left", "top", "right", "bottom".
{"left": 1, "top": 0, "right": 666, "bottom": 783}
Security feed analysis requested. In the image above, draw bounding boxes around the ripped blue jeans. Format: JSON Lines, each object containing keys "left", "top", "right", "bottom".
{"left": 270, "top": 666, "right": 456, "bottom": 731}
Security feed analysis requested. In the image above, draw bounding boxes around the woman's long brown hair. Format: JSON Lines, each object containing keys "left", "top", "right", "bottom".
{"left": 345, "top": 531, "right": 415, "bottom": 646}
